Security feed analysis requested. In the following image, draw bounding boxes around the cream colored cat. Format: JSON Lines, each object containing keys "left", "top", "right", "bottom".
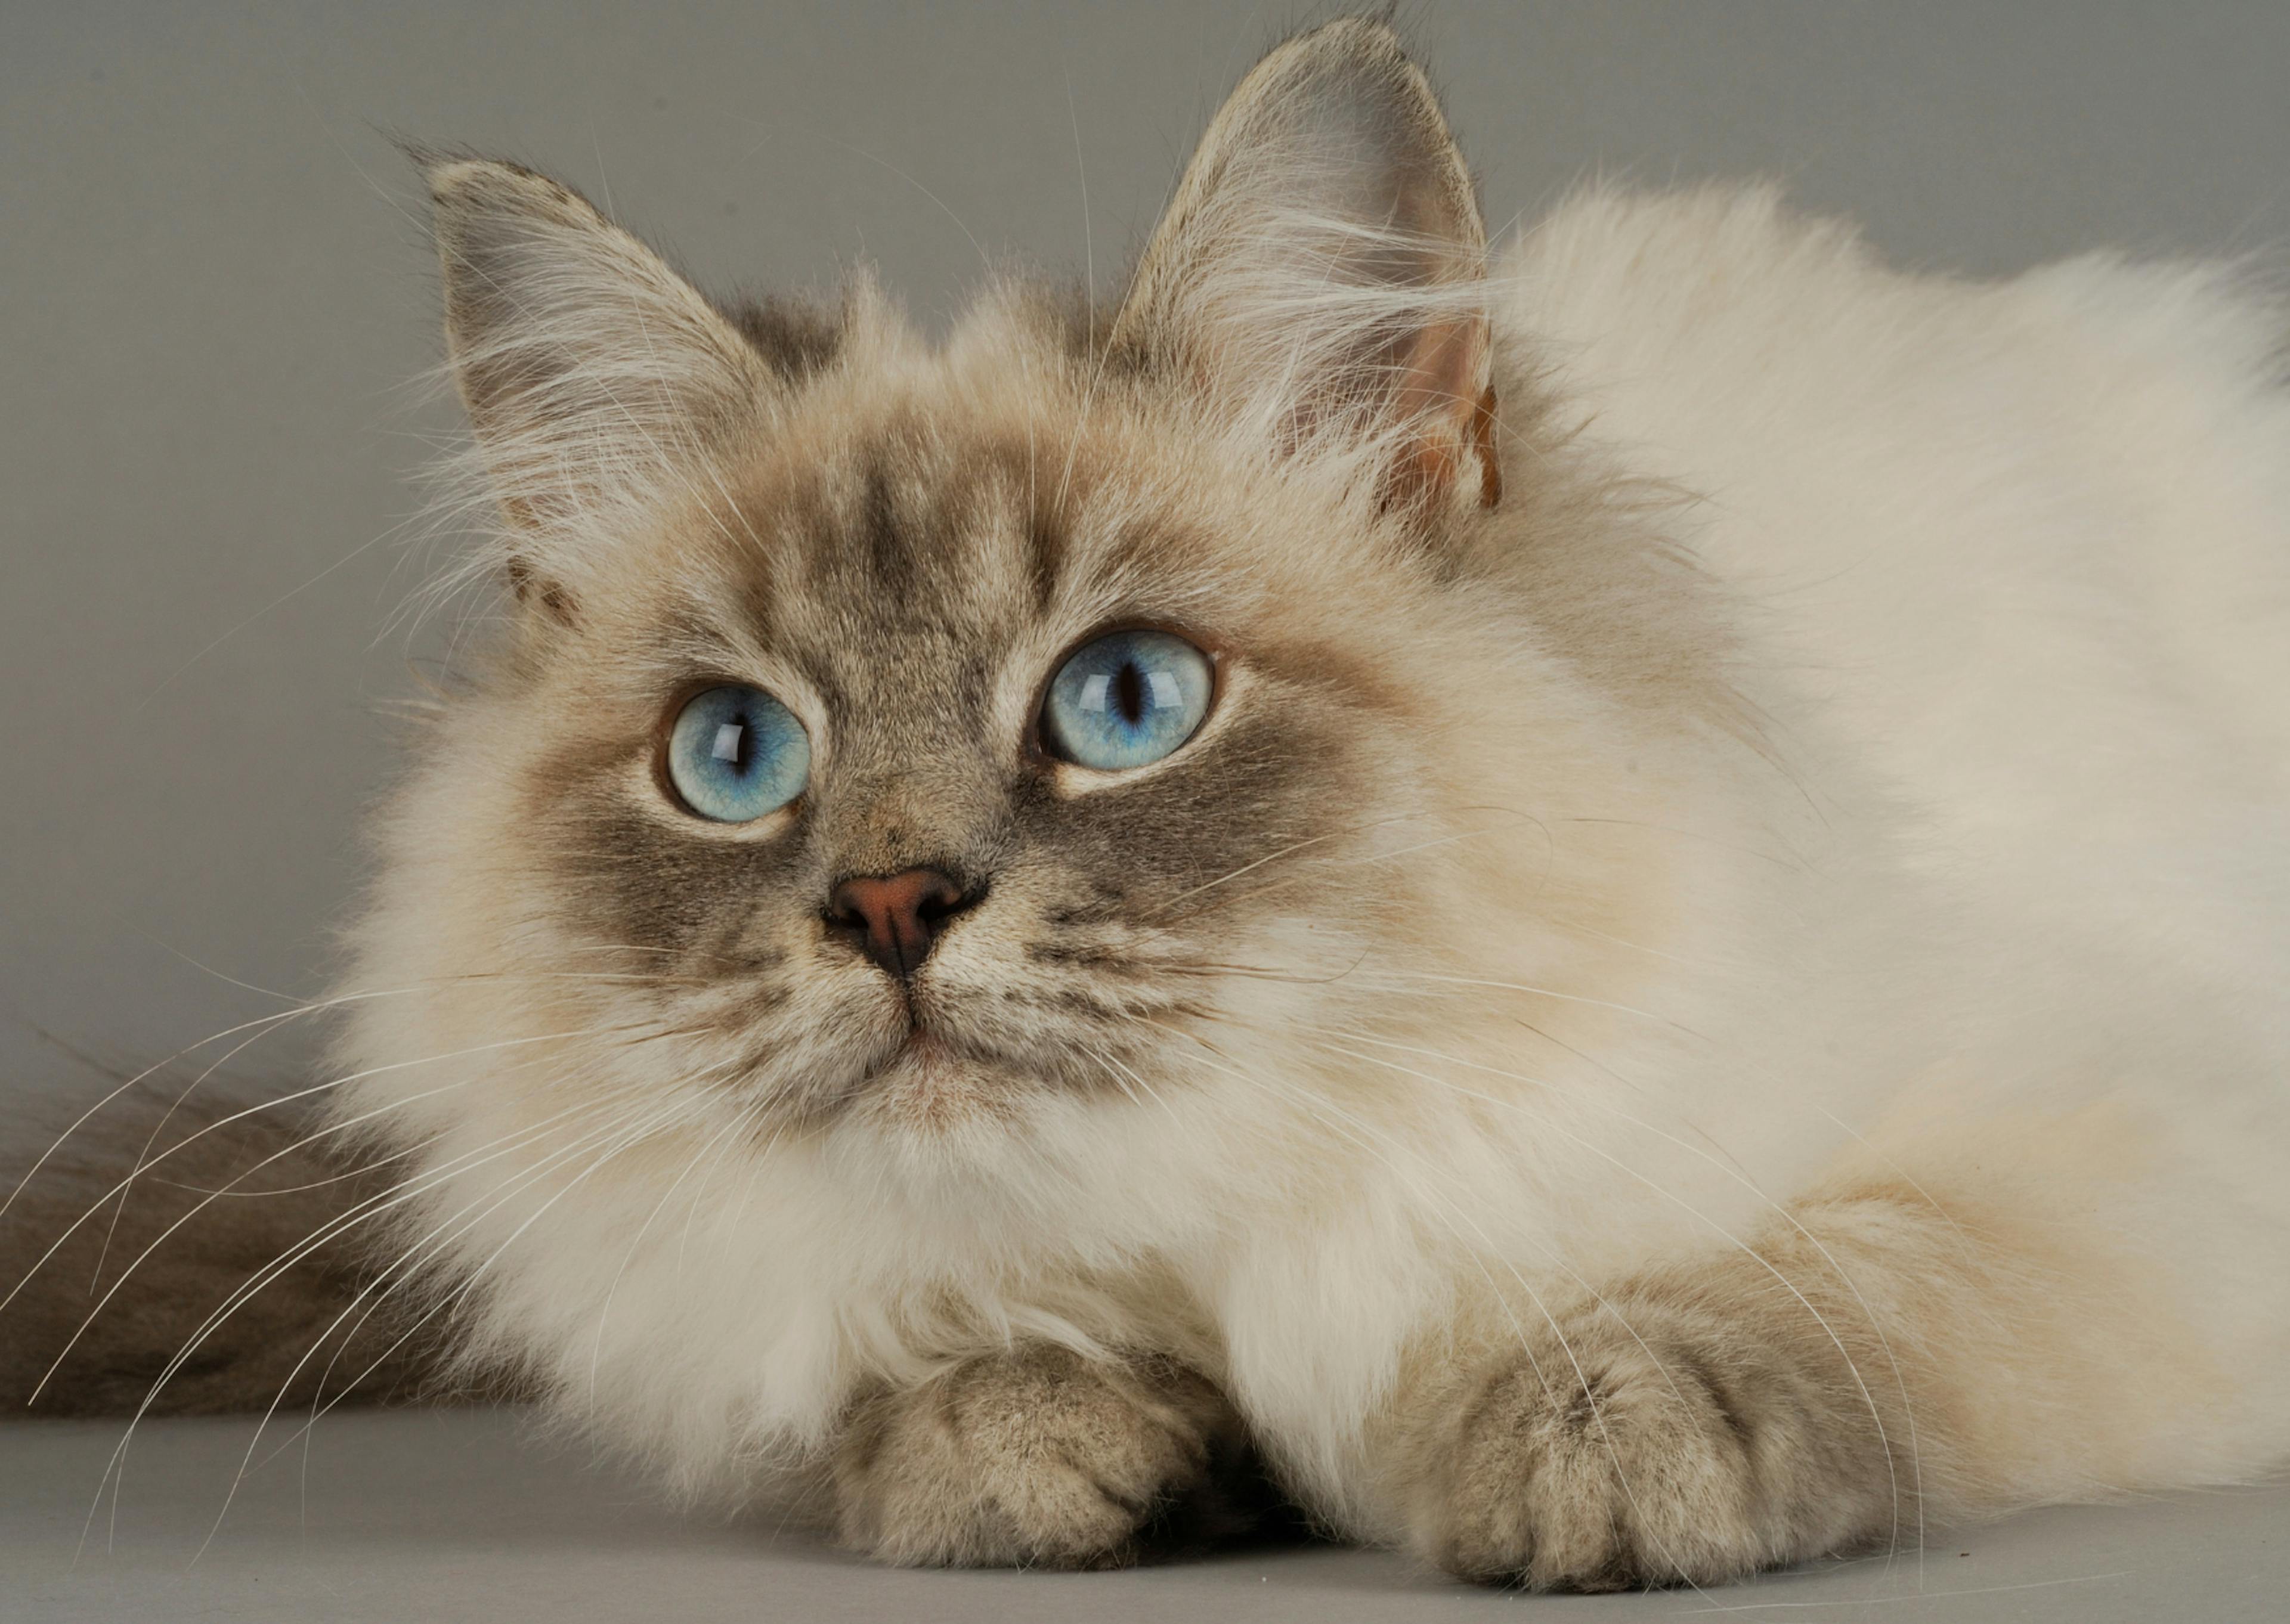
{"left": 14, "top": 16, "right": 2290, "bottom": 1592}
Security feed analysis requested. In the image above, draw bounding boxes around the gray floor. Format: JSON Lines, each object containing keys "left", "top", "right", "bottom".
{"left": 2, "top": 1408, "right": 2283, "bottom": 1623}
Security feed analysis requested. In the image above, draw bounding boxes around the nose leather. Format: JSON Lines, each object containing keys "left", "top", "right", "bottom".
{"left": 825, "top": 867, "right": 970, "bottom": 980}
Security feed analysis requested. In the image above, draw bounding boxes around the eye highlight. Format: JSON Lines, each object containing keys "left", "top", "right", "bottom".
{"left": 1041, "top": 628, "right": 1214, "bottom": 771}
{"left": 665, "top": 684, "right": 810, "bottom": 822}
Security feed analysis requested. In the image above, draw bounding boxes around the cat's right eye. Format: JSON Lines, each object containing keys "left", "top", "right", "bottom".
{"left": 664, "top": 684, "right": 810, "bottom": 822}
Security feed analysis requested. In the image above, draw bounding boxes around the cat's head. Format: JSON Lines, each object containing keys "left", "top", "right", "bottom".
{"left": 352, "top": 21, "right": 1698, "bottom": 1179}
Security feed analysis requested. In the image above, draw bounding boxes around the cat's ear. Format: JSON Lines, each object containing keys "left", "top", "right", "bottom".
{"left": 425, "top": 157, "right": 769, "bottom": 618}
{"left": 1113, "top": 20, "right": 1497, "bottom": 513}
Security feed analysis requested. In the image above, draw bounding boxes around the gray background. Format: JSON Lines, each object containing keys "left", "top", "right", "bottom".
{"left": 5, "top": 0, "right": 2290, "bottom": 1104}
{"left": 4, "top": 3, "right": 2289, "bottom": 1617}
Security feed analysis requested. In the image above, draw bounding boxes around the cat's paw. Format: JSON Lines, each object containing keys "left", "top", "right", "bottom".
{"left": 1404, "top": 1301, "right": 1896, "bottom": 1592}
{"left": 830, "top": 1344, "right": 1259, "bottom": 1568}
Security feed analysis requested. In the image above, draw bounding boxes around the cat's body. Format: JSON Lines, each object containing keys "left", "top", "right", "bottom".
{"left": 8, "top": 19, "right": 2288, "bottom": 1591}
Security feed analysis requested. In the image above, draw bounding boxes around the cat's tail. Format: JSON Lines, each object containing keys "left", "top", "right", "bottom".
{"left": 0, "top": 1069, "right": 453, "bottom": 1418}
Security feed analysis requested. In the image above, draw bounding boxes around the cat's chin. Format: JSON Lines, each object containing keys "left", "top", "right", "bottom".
{"left": 846, "top": 1027, "right": 1028, "bottom": 1135}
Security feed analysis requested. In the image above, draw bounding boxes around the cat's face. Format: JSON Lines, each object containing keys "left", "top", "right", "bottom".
{"left": 447, "top": 323, "right": 1474, "bottom": 1145}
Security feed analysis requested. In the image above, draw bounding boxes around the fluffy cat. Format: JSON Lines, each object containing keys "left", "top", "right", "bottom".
{"left": 8, "top": 17, "right": 2289, "bottom": 1592}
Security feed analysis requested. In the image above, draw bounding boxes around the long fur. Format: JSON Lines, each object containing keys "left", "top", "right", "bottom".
{"left": 1, "top": 1072, "right": 445, "bottom": 1417}
{"left": 7, "top": 16, "right": 2286, "bottom": 1589}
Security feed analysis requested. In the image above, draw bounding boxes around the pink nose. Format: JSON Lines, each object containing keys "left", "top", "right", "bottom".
{"left": 825, "top": 867, "right": 972, "bottom": 979}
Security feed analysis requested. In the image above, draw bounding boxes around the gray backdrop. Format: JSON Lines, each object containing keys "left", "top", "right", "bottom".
{"left": 5, "top": 1, "right": 2289, "bottom": 1109}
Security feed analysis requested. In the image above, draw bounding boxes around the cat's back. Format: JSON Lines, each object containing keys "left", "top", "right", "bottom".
{"left": 1505, "top": 183, "right": 2290, "bottom": 845}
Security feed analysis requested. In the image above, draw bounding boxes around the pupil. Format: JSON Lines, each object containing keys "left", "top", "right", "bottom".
{"left": 1114, "top": 661, "right": 1145, "bottom": 725}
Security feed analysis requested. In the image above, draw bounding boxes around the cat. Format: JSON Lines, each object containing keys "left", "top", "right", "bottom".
{"left": 7, "top": 14, "right": 2289, "bottom": 1592}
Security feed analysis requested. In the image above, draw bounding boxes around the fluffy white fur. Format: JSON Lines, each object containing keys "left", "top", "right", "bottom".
{"left": 331, "top": 32, "right": 2290, "bottom": 1568}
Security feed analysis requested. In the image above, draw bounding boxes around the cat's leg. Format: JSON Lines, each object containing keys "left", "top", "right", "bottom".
{"left": 830, "top": 1343, "right": 1270, "bottom": 1567}
{"left": 1385, "top": 1167, "right": 2211, "bottom": 1592}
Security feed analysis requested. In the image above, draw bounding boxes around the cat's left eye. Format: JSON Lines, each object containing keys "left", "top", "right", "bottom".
{"left": 665, "top": 684, "right": 810, "bottom": 822}
{"left": 1039, "top": 628, "right": 1214, "bottom": 771}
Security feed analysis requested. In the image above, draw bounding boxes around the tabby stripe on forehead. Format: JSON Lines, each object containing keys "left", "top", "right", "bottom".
{"left": 860, "top": 459, "right": 909, "bottom": 593}
{"left": 1025, "top": 504, "right": 1066, "bottom": 613}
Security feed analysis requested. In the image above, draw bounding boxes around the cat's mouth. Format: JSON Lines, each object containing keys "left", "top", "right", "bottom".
{"left": 855, "top": 1021, "right": 983, "bottom": 1091}
{"left": 842, "top": 1022, "right": 1025, "bottom": 1127}
{"left": 823, "top": 987, "right": 1098, "bottom": 1126}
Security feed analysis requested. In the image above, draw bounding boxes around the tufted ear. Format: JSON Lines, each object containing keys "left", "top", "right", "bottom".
{"left": 1112, "top": 20, "right": 1497, "bottom": 513}
{"left": 425, "top": 157, "right": 769, "bottom": 618}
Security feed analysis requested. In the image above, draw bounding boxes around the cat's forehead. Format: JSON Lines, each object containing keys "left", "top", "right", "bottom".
{"left": 680, "top": 382, "right": 1257, "bottom": 702}
{"left": 754, "top": 412, "right": 1061, "bottom": 640}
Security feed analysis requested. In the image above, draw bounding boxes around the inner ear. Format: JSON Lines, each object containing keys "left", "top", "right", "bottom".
{"left": 1112, "top": 20, "right": 1496, "bottom": 514}
{"left": 1388, "top": 323, "right": 1502, "bottom": 512}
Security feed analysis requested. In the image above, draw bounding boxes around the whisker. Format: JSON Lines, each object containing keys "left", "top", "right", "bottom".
{"left": 82, "top": 1092, "right": 631, "bottom": 1551}
{"left": 1375, "top": 971, "right": 1707, "bottom": 1040}
{"left": 1134, "top": 1014, "right": 1726, "bottom": 1602}
{"left": 5, "top": 1020, "right": 660, "bottom": 1325}
{"left": 1145, "top": 811, "right": 1441, "bottom": 920}
{"left": 1308, "top": 1027, "right": 1918, "bottom": 1570}
{"left": 185, "top": 1090, "right": 717, "bottom": 1557}
{"left": 4, "top": 974, "right": 713, "bottom": 1225}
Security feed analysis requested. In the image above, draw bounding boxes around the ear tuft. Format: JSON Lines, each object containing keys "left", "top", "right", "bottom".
{"left": 1114, "top": 20, "right": 1496, "bottom": 515}
{"left": 423, "top": 156, "right": 769, "bottom": 606}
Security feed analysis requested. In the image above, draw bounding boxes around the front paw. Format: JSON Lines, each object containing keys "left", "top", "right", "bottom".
{"left": 831, "top": 1344, "right": 1258, "bottom": 1568}
{"left": 1405, "top": 1300, "right": 1896, "bottom": 1591}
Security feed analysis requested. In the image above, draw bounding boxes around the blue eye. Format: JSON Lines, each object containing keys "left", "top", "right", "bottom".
{"left": 1041, "top": 629, "right": 1214, "bottom": 771}
{"left": 666, "top": 684, "right": 810, "bottom": 822}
